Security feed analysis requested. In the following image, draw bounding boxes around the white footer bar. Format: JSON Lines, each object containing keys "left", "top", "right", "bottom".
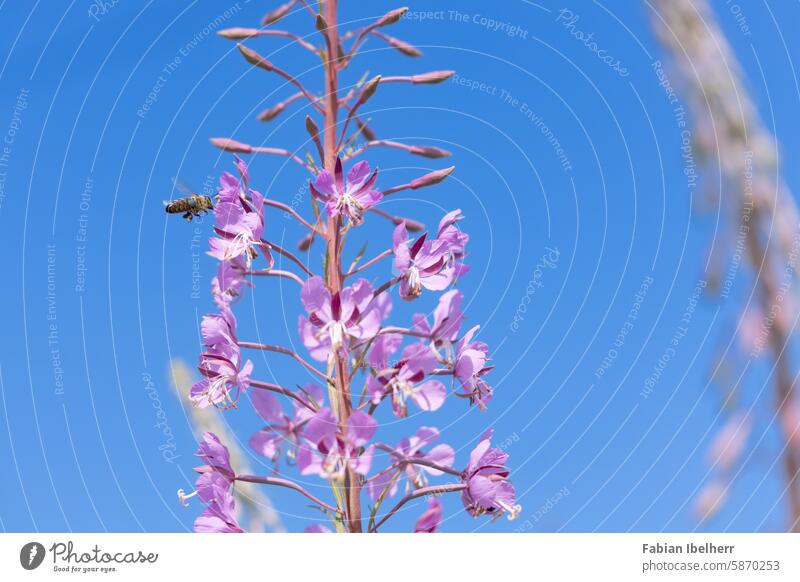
{"left": 1, "top": 533, "right": 797, "bottom": 580}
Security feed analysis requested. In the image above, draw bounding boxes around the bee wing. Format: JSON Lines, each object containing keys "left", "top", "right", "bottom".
{"left": 172, "top": 176, "right": 198, "bottom": 197}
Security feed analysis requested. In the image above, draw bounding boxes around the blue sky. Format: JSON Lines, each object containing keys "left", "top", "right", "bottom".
{"left": 1, "top": 0, "right": 799, "bottom": 533}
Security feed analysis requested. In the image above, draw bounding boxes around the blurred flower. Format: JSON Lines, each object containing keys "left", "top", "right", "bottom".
{"left": 414, "top": 498, "right": 442, "bottom": 533}
{"left": 707, "top": 412, "right": 751, "bottom": 472}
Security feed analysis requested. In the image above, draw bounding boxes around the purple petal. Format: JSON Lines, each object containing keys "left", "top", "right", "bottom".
{"left": 424, "top": 444, "right": 455, "bottom": 475}
{"left": 301, "top": 276, "right": 330, "bottom": 314}
{"left": 412, "top": 380, "right": 446, "bottom": 411}
{"left": 347, "top": 411, "right": 377, "bottom": 446}
{"left": 346, "top": 160, "right": 371, "bottom": 188}
{"left": 314, "top": 170, "right": 335, "bottom": 196}
{"left": 369, "top": 333, "right": 402, "bottom": 369}
{"left": 304, "top": 407, "right": 338, "bottom": 447}
{"left": 414, "top": 498, "right": 442, "bottom": 533}
{"left": 249, "top": 429, "right": 282, "bottom": 461}
{"left": 250, "top": 391, "right": 282, "bottom": 422}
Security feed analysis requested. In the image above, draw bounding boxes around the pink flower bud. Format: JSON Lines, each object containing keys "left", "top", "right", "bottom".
{"left": 217, "top": 27, "right": 262, "bottom": 40}
{"left": 412, "top": 70, "right": 455, "bottom": 84}
{"left": 305, "top": 115, "right": 320, "bottom": 139}
{"left": 238, "top": 44, "right": 275, "bottom": 72}
{"left": 356, "top": 118, "right": 377, "bottom": 141}
{"left": 410, "top": 166, "right": 455, "bottom": 189}
{"left": 375, "top": 7, "right": 408, "bottom": 28}
{"left": 408, "top": 145, "right": 451, "bottom": 159}
{"left": 262, "top": 0, "right": 296, "bottom": 25}
{"left": 297, "top": 232, "right": 315, "bottom": 251}
{"left": 210, "top": 138, "right": 253, "bottom": 154}
{"left": 381, "top": 33, "right": 422, "bottom": 57}
{"left": 356, "top": 75, "right": 381, "bottom": 106}
{"left": 257, "top": 93, "right": 302, "bottom": 122}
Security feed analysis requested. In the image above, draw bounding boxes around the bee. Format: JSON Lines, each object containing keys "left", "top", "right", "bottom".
{"left": 165, "top": 177, "right": 215, "bottom": 222}
{"left": 164, "top": 194, "right": 214, "bottom": 221}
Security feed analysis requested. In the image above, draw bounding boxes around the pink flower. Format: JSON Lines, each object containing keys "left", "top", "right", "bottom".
{"left": 192, "top": 307, "right": 253, "bottom": 408}
{"left": 211, "top": 258, "right": 247, "bottom": 307}
{"left": 413, "top": 289, "right": 464, "bottom": 346}
{"left": 454, "top": 325, "right": 494, "bottom": 410}
{"left": 367, "top": 343, "right": 447, "bottom": 417}
{"left": 297, "top": 408, "right": 376, "bottom": 481}
{"left": 393, "top": 210, "right": 469, "bottom": 301}
{"left": 183, "top": 433, "right": 242, "bottom": 533}
{"left": 309, "top": 157, "right": 381, "bottom": 224}
{"left": 249, "top": 384, "right": 324, "bottom": 464}
{"left": 367, "top": 426, "right": 454, "bottom": 500}
{"left": 461, "top": 430, "right": 520, "bottom": 520}
{"left": 298, "top": 276, "right": 391, "bottom": 362}
{"left": 414, "top": 498, "right": 442, "bottom": 533}
{"left": 209, "top": 160, "right": 269, "bottom": 267}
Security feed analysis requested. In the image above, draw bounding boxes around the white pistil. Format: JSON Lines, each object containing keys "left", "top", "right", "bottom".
{"left": 327, "top": 320, "right": 347, "bottom": 351}
{"left": 390, "top": 377, "right": 415, "bottom": 414}
{"left": 405, "top": 266, "right": 421, "bottom": 297}
{"left": 177, "top": 488, "right": 197, "bottom": 507}
{"left": 321, "top": 452, "right": 347, "bottom": 482}
{"left": 496, "top": 499, "right": 522, "bottom": 521}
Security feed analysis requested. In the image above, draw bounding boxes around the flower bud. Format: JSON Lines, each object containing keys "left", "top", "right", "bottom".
{"left": 356, "top": 75, "right": 381, "bottom": 106}
{"left": 297, "top": 232, "right": 315, "bottom": 251}
{"left": 356, "top": 118, "right": 377, "bottom": 141}
{"left": 305, "top": 115, "right": 320, "bottom": 139}
{"left": 238, "top": 44, "right": 275, "bottom": 72}
{"left": 258, "top": 103, "right": 286, "bottom": 122}
{"left": 218, "top": 27, "right": 261, "bottom": 40}
{"left": 210, "top": 138, "right": 253, "bottom": 154}
{"left": 408, "top": 145, "right": 451, "bottom": 159}
{"left": 375, "top": 7, "right": 408, "bottom": 28}
{"left": 412, "top": 70, "right": 455, "bottom": 84}
{"left": 402, "top": 218, "right": 425, "bottom": 232}
{"left": 262, "top": 0, "right": 296, "bottom": 25}
{"left": 382, "top": 34, "right": 422, "bottom": 57}
{"left": 410, "top": 166, "right": 455, "bottom": 189}
{"left": 258, "top": 93, "right": 302, "bottom": 122}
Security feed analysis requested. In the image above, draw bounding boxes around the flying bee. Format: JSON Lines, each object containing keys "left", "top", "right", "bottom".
{"left": 164, "top": 194, "right": 214, "bottom": 221}
{"left": 165, "top": 177, "right": 215, "bottom": 221}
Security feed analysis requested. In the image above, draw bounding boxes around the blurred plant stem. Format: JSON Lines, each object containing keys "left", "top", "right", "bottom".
{"left": 169, "top": 359, "right": 285, "bottom": 532}
{"left": 651, "top": 0, "right": 800, "bottom": 531}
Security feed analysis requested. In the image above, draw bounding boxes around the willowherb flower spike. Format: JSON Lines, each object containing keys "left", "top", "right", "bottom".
{"left": 175, "top": 2, "right": 517, "bottom": 533}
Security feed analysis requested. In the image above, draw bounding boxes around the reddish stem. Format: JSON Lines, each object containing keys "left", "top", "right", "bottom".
{"left": 236, "top": 474, "right": 341, "bottom": 514}
{"left": 369, "top": 483, "right": 466, "bottom": 532}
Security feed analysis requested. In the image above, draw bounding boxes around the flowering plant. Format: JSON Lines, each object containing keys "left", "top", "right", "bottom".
{"left": 176, "top": 1, "right": 519, "bottom": 533}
